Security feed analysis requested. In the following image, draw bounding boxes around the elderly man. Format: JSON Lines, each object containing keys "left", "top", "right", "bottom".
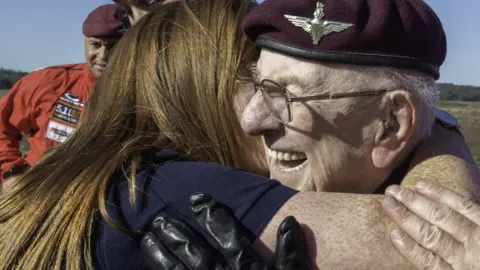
{"left": 0, "top": 4, "right": 129, "bottom": 186}
{"left": 135, "top": 0, "right": 480, "bottom": 269}
{"left": 240, "top": 0, "right": 480, "bottom": 195}
{"left": 240, "top": 0, "right": 479, "bottom": 265}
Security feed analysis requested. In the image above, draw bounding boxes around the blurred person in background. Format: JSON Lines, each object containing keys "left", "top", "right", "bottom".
{"left": 0, "top": 4, "right": 129, "bottom": 189}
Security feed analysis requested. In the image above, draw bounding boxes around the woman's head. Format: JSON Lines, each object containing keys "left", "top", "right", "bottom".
{"left": 0, "top": 1, "right": 266, "bottom": 268}
{"left": 100, "top": 0, "right": 265, "bottom": 171}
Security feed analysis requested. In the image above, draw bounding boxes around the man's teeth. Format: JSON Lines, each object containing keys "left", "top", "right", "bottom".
{"left": 268, "top": 149, "right": 306, "bottom": 161}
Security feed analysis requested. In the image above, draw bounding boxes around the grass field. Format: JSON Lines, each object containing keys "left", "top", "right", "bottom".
{"left": 439, "top": 101, "right": 480, "bottom": 165}
{"left": 0, "top": 89, "right": 479, "bottom": 165}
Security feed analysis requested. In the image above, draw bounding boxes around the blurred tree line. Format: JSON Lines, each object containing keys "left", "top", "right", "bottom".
{"left": 1, "top": 68, "right": 480, "bottom": 101}
{"left": 437, "top": 83, "right": 480, "bottom": 101}
{"left": 0, "top": 68, "right": 28, "bottom": 89}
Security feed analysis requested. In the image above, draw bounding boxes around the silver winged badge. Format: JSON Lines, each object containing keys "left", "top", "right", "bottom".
{"left": 284, "top": 2, "right": 354, "bottom": 45}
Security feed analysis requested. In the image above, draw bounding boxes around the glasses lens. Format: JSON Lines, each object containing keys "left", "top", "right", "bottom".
{"left": 260, "top": 80, "right": 288, "bottom": 122}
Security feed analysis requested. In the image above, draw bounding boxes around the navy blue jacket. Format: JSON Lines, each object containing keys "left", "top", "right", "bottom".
{"left": 92, "top": 149, "right": 297, "bottom": 269}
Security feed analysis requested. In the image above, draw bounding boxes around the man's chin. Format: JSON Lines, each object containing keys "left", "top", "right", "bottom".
{"left": 269, "top": 161, "right": 315, "bottom": 191}
{"left": 91, "top": 70, "right": 103, "bottom": 79}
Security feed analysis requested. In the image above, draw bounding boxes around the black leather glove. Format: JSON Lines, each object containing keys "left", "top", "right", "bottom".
{"left": 140, "top": 193, "right": 312, "bottom": 270}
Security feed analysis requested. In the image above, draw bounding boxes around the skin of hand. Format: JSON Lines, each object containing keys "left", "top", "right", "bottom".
{"left": 383, "top": 181, "right": 480, "bottom": 270}
{"left": 140, "top": 193, "right": 312, "bottom": 270}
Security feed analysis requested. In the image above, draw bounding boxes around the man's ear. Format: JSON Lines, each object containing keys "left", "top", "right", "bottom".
{"left": 372, "top": 90, "right": 417, "bottom": 168}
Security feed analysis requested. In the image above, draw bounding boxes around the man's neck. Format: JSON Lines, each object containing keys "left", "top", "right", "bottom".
{"left": 372, "top": 133, "right": 423, "bottom": 194}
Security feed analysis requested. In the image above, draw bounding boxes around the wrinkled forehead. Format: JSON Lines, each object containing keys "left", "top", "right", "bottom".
{"left": 256, "top": 49, "right": 393, "bottom": 91}
{"left": 256, "top": 49, "right": 334, "bottom": 87}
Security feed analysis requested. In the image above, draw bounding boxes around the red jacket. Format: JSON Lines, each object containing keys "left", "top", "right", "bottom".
{"left": 0, "top": 63, "right": 96, "bottom": 181}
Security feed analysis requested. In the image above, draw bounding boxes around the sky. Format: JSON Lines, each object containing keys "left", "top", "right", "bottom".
{"left": 0, "top": 0, "right": 479, "bottom": 86}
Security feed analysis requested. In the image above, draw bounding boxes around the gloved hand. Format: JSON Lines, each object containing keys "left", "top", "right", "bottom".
{"left": 140, "top": 193, "right": 312, "bottom": 270}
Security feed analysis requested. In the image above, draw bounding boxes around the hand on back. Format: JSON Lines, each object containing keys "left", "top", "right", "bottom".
{"left": 383, "top": 181, "right": 480, "bottom": 270}
{"left": 141, "top": 193, "right": 312, "bottom": 270}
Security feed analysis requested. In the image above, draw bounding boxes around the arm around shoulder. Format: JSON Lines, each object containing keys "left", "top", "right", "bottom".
{"left": 255, "top": 192, "right": 417, "bottom": 270}
{"left": 402, "top": 123, "right": 480, "bottom": 200}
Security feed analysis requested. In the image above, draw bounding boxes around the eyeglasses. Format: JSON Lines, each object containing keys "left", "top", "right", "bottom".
{"left": 253, "top": 79, "right": 388, "bottom": 123}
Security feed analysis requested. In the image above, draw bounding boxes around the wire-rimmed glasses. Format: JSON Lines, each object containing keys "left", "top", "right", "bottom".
{"left": 253, "top": 79, "right": 388, "bottom": 123}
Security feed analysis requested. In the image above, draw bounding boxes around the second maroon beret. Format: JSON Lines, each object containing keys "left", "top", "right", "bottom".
{"left": 82, "top": 4, "right": 130, "bottom": 39}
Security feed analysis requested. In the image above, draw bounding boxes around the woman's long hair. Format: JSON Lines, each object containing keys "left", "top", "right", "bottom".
{"left": 0, "top": 1, "right": 266, "bottom": 268}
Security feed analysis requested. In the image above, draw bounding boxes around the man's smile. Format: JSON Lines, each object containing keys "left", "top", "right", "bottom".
{"left": 267, "top": 148, "right": 308, "bottom": 172}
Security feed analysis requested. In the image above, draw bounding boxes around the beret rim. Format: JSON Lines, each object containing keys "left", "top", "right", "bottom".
{"left": 256, "top": 36, "right": 440, "bottom": 81}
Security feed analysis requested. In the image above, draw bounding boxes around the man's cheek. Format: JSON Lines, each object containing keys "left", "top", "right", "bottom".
{"left": 87, "top": 49, "right": 98, "bottom": 62}
{"left": 234, "top": 91, "right": 254, "bottom": 119}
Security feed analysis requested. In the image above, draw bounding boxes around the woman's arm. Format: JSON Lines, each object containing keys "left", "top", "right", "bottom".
{"left": 255, "top": 192, "right": 415, "bottom": 269}
{"left": 402, "top": 124, "right": 480, "bottom": 199}
{"left": 141, "top": 193, "right": 312, "bottom": 269}
{"left": 134, "top": 124, "right": 479, "bottom": 269}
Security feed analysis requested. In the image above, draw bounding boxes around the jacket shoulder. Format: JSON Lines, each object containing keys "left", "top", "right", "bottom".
{"left": 10, "top": 63, "right": 87, "bottom": 93}
{"left": 31, "top": 63, "right": 86, "bottom": 74}
{"left": 23, "top": 63, "right": 86, "bottom": 82}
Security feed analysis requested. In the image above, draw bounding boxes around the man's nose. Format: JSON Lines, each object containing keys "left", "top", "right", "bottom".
{"left": 241, "top": 91, "right": 283, "bottom": 136}
{"left": 98, "top": 46, "right": 107, "bottom": 58}
{"left": 99, "top": 46, "right": 111, "bottom": 61}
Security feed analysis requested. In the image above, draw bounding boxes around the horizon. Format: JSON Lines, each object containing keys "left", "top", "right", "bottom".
{"left": 1, "top": 0, "right": 479, "bottom": 86}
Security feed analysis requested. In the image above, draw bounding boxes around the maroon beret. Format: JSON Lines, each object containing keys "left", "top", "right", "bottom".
{"left": 82, "top": 4, "right": 130, "bottom": 39}
{"left": 242, "top": 0, "right": 446, "bottom": 80}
